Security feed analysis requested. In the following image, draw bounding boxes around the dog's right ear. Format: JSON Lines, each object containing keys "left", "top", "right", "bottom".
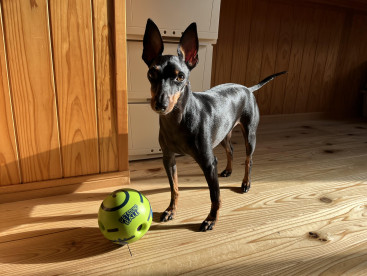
{"left": 142, "top": 19, "right": 164, "bottom": 67}
{"left": 177, "top": 23, "right": 199, "bottom": 70}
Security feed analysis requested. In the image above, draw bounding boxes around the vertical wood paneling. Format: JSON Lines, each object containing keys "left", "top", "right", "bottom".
{"left": 257, "top": 2, "right": 283, "bottom": 115}
{"left": 114, "top": 0, "right": 129, "bottom": 172}
{"left": 333, "top": 13, "right": 367, "bottom": 114}
{"left": 0, "top": 3, "right": 20, "bottom": 185}
{"left": 282, "top": 6, "right": 310, "bottom": 114}
{"left": 50, "top": 0, "right": 99, "bottom": 177}
{"left": 212, "top": 0, "right": 238, "bottom": 86}
{"left": 2, "top": 0, "right": 62, "bottom": 183}
{"left": 230, "top": 0, "right": 253, "bottom": 84}
{"left": 93, "top": 0, "right": 118, "bottom": 173}
{"left": 244, "top": 0, "right": 268, "bottom": 87}
{"left": 213, "top": 0, "right": 367, "bottom": 116}
{"left": 320, "top": 11, "right": 345, "bottom": 111}
{"left": 269, "top": 4, "right": 293, "bottom": 115}
{"left": 293, "top": 8, "right": 323, "bottom": 113}
{"left": 306, "top": 10, "right": 333, "bottom": 112}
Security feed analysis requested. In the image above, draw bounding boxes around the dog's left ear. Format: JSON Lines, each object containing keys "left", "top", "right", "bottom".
{"left": 178, "top": 23, "right": 199, "bottom": 70}
{"left": 142, "top": 19, "right": 164, "bottom": 66}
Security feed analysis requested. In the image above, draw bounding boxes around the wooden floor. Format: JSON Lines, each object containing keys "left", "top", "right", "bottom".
{"left": 1, "top": 116, "right": 367, "bottom": 275}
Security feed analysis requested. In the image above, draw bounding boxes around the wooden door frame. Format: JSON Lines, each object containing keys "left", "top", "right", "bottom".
{"left": 114, "top": 0, "right": 129, "bottom": 173}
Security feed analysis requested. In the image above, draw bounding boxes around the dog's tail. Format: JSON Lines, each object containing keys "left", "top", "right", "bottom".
{"left": 248, "top": 71, "right": 287, "bottom": 93}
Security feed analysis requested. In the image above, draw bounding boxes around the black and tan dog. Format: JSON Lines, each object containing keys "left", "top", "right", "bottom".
{"left": 142, "top": 19, "right": 286, "bottom": 231}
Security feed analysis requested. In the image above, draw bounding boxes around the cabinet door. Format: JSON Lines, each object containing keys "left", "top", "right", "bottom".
{"left": 2, "top": 0, "right": 63, "bottom": 183}
{"left": 128, "top": 103, "right": 161, "bottom": 157}
{"left": 126, "top": 0, "right": 221, "bottom": 40}
{"left": 127, "top": 41, "right": 208, "bottom": 100}
{"left": 0, "top": 0, "right": 127, "bottom": 187}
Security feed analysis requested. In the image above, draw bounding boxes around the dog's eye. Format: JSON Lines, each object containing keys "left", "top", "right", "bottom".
{"left": 176, "top": 72, "right": 185, "bottom": 82}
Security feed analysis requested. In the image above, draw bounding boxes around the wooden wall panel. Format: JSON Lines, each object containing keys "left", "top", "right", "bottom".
{"left": 256, "top": 1, "right": 282, "bottom": 115}
{"left": 282, "top": 6, "right": 310, "bottom": 114}
{"left": 332, "top": 13, "right": 367, "bottom": 114}
{"left": 229, "top": 0, "right": 253, "bottom": 84}
{"left": 294, "top": 8, "right": 323, "bottom": 113}
{"left": 211, "top": 0, "right": 238, "bottom": 86}
{"left": 49, "top": 0, "right": 99, "bottom": 177}
{"left": 269, "top": 4, "right": 293, "bottom": 115}
{"left": 0, "top": 0, "right": 128, "bottom": 190}
{"left": 212, "top": 0, "right": 367, "bottom": 116}
{"left": 0, "top": 4, "right": 20, "bottom": 185}
{"left": 319, "top": 11, "right": 345, "bottom": 111}
{"left": 1, "top": 0, "right": 62, "bottom": 183}
{"left": 93, "top": 0, "right": 118, "bottom": 173}
{"left": 114, "top": 0, "right": 129, "bottom": 172}
{"left": 306, "top": 10, "right": 333, "bottom": 112}
{"left": 244, "top": 0, "right": 268, "bottom": 88}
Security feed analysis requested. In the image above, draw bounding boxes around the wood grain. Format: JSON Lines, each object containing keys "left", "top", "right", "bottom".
{"left": 282, "top": 6, "right": 310, "bottom": 114}
{"left": 319, "top": 11, "right": 345, "bottom": 112}
{"left": 0, "top": 116, "right": 366, "bottom": 275}
{"left": 93, "top": 0, "right": 118, "bottom": 173}
{"left": 212, "top": 0, "right": 367, "bottom": 116}
{"left": 293, "top": 8, "right": 323, "bottom": 113}
{"left": 269, "top": 4, "right": 293, "bottom": 115}
{"left": 332, "top": 13, "right": 367, "bottom": 115}
{"left": 0, "top": 3, "right": 20, "bottom": 185}
{"left": 49, "top": 0, "right": 99, "bottom": 177}
{"left": 229, "top": 0, "right": 253, "bottom": 85}
{"left": 244, "top": 0, "right": 268, "bottom": 88}
{"left": 257, "top": 2, "right": 283, "bottom": 115}
{"left": 0, "top": 170, "right": 129, "bottom": 204}
{"left": 1, "top": 0, "right": 62, "bottom": 183}
{"left": 306, "top": 9, "right": 333, "bottom": 112}
{"left": 114, "top": 0, "right": 129, "bottom": 172}
{"left": 211, "top": 0, "right": 238, "bottom": 86}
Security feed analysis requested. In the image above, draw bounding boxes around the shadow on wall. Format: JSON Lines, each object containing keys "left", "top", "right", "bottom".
{"left": 0, "top": 136, "right": 122, "bottom": 187}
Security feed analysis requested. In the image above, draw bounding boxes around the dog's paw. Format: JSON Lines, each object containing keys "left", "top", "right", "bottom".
{"left": 160, "top": 210, "right": 175, "bottom": 222}
{"left": 241, "top": 181, "right": 251, "bottom": 193}
{"left": 220, "top": 169, "right": 232, "bottom": 177}
{"left": 199, "top": 219, "right": 216, "bottom": 232}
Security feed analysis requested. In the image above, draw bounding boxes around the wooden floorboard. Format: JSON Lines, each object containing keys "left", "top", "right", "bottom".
{"left": 0, "top": 117, "right": 366, "bottom": 275}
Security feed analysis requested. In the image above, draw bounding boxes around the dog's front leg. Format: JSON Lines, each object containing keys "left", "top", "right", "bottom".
{"left": 161, "top": 152, "right": 179, "bottom": 222}
{"left": 198, "top": 155, "right": 221, "bottom": 231}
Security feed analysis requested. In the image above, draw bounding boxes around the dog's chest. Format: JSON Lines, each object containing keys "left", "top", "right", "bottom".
{"left": 159, "top": 118, "right": 197, "bottom": 155}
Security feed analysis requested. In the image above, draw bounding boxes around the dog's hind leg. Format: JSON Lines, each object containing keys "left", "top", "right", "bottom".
{"left": 219, "top": 132, "right": 233, "bottom": 177}
{"left": 239, "top": 113, "right": 259, "bottom": 193}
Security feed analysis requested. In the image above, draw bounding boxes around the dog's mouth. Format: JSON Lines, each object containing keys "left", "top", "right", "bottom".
{"left": 150, "top": 99, "right": 171, "bottom": 115}
{"left": 154, "top": 108, "right": 170, "bottom": 115}
{"left": 151, "top": 91, "right": 181, "bottom": 115}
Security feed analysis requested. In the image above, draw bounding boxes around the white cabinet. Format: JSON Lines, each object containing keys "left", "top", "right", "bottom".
{"left": 128, "top": 103, "right": 160, "bottom": 157}
{"left": 126, "top": 0, "right": 221, "bottom": 41}
{"left": 126, "top": 0, "right": 221, "bottom": 160}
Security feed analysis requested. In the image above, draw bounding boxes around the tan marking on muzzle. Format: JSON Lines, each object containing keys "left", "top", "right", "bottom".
{"left": 150, "top": 89, "right": 156, "bottom": 111}
{"left": 166, "top": 91, "right": 182, "bottom": 113}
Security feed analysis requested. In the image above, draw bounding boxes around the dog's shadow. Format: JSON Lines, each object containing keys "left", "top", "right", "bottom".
{"left": 149, "top": 184, "right": 243, "bottom": 233}
{"left": 150, "top": 212, "right": 201, "bottom": 232}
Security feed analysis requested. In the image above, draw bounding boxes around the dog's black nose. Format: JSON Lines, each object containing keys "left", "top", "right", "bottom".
{"left": 155, "top": 103, "right": 167, "bottom": 113}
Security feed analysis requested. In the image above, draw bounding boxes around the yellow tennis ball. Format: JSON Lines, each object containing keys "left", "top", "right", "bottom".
{"left": 98, "top": 189, "right": 152, "bottom": 245}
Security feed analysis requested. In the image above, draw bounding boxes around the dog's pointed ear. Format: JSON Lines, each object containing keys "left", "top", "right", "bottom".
{"left": 177, "top": 23, "right": 199, "bottom": 70}
{"left": 142, "top": 19, "right": 164, "bottom": 66}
